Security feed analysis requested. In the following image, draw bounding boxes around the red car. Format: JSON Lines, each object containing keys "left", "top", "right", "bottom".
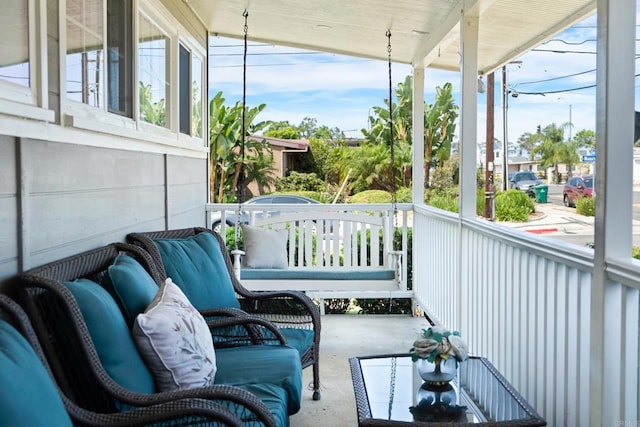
{"left": 563, "top": 175, "right": 594, "bottom": 207}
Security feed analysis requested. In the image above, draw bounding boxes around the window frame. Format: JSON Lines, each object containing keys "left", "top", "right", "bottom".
{"left": 0, "top": 0, "right": 54, "bottom": 122}
{"left": 60, "top": 0, "right": 207, "bottom": 148}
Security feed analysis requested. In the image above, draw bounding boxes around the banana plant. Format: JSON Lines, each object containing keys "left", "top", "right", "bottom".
{"left": 208, "top": 91, "right": 273, "bottom": 202}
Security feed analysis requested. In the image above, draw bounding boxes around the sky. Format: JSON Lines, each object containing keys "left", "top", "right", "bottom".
{"left": 208, "top": 10, "right": 636, "bottom": 144}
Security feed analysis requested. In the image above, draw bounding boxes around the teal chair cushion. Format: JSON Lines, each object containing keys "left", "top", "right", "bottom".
{"left": 0, "top": 320, "right": 73, "bottom": 427}
{"left": 63, "top": 279, "right": 156, "bottom": 394}
{"left": 215, "top": 345, "right": 302, "bottom": 415}
{"left": 279, "top": 328, "right": 315, "bottom": 359}
{"left": 102, "top": 253, "right": 159, "bottom": 325}
{"left": 152, "top": 232, "right": 240, "bottom": 310}
{"left": 240, "top": 383, "right": 289, "bottom": 427}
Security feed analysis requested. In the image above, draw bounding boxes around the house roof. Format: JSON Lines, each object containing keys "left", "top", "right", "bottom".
{"left": 248, "top": 135, "right": 309, "bottom": 151}
{"left": 186, "top": 0, "right": 596, "bottom": 73}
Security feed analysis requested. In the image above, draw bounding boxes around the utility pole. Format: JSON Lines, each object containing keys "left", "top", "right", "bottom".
{"left": 501, "top": 65, "right": 509, "bottom": 191}
{"left": 485, "top": 73, "right": 495, "bottom": 220}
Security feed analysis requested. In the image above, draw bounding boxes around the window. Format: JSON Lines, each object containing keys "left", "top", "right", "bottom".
{"left": 0, "top": 0, "right": 30, "bottom": 89}
{"left": 66, "top": 0, "right": 133, "bottom": 116}
{"left": 191, "top": 54, "right": 203, "bottom": 138}
{"left": 178, "top": 44, "right": 204, "bottom": 137}
{"left": 106, "top": 0, "right": 133, "bottom": 117}
{"left": 138, "top": 12, "right": 168, "bottom": 128}
{"left": 66, "top": 0, "right": 104, "bottom": 107}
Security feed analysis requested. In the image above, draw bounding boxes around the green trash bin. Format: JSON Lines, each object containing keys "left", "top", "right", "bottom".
{"left": 535, "top": 184, "right": 548, "bottom": 203}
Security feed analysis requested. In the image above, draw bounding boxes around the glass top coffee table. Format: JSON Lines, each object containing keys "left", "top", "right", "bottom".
{"left": 349, "top": 354, "right": 546, "bottom": 426}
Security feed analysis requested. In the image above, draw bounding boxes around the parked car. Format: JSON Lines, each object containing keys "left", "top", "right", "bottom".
{"left": 563, "top": 175, "right": 594, "bottom": 207}
{"left": 509, "top": 171, "right": 542, "bottom": 197}
{"left": 211, "top": 194, "right": 321, "bottom": 233}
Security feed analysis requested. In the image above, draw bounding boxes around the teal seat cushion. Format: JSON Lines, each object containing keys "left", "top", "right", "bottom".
{"left": 279, "top": 328, "right": 314, "bottom": 359}
{"left": 152, "top": 233, "right": 240, "bottom": 310}
{"left": 63, "top": 278, "right": 156, "bottom": 394}
{"left": 240, "top": 268, "right": 395, "bottom": 281}
{"left": 102, "top": 253, "right": 159, "bottom": 325}
{"left": 215, "top": 345, "right": 302, "bottom": 415}
{"left": 240, "top": 383, "right": 289, "bottom": 427}
{"left": 0, "top": 320, "right": 73, "bottom": 427}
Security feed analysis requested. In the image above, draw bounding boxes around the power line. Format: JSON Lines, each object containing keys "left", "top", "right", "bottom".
{"left": 514, "top": 69, "right": 595, "bottom": 86}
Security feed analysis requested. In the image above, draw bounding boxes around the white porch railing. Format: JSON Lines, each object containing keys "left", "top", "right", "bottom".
{"left": 413, "top": 204, "right": 640, "bottom": 427}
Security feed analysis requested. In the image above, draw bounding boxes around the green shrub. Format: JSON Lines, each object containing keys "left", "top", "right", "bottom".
{"left": 576, "top": 196, "right": 595, "bottom": 216}
{"left": 349, "top": 190, "right": 392, "bottom": 204}
{"left": 275, "top": 171, "right": 325, "bottom": 192}
{"left": 633, "top": 246, "right": 640, "bottom": 260}
{"left": 427, "top": 193, "right": 458, "bottom": 213}
{"left": 495, "top": 190, "right": 535, "bottom": 222}
{"left": 395, "top": 187, "right": 412, "bottom": 203}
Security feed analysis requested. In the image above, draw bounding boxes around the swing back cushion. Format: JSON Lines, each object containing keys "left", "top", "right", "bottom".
{"left": 152, "top": 232, "right": 240, "bottom": 310}
{"left": 241, "top": 225, "right": 289, "bottom": 269}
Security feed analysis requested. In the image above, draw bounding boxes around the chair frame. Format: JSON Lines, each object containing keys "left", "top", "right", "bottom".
{"left": 127, "top": 227, "right": 322, "bottom": 400}
{"left": 5, "top": 243, "right": 278, "bottom": 427}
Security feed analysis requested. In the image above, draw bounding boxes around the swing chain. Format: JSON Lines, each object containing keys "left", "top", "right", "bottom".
{"left": 235, "top": 9, "right": 249, "bottom": 250}
{"left": 386, "top": 30, "right": 398, "bottom": 229}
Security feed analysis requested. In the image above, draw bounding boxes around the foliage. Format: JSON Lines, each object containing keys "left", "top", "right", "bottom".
{"left": 427, "top": 192, "right": 458, "bottom": 213}
{"left": 275, "top": 171, "right": 326, "bottom": 192}
{"left": 265, "top": 121, "right": 301, "bottom": 139}
{"left": 348, "top": 190, "right": 392, "bottom": 204}
{"left": 139, "top": 82, "right": 166, "bottom": 127}
{"left": 576, "top": 196, "right": 595, "bottom": 216}
{"left": 531, "top": 123, "right": 580, "bottom": 183}
{"left": 430, "top": 155, "right": 459, "bottom": 192}
{"left": 633, "top": 246, "right": 640, "bottom": 259}
{"left": 208, "top": 91, "right": 274, "bottom": 202}
{"left": 361, "top": 75, "right": 458, "bottom": 190}
{"left": 495, "top": 190, "right": 535, "bottom": 222}
{"left": 424, "top": 82, "right": 458, "bottom": 187}
{"left": 573, "top": 129, "right": 596, "bottom": 148}
{"left": 396, "top": 187, "right": 413, "bottom": 203}
{"left": 516, "top": 131, "right": 544, "bottom": 161}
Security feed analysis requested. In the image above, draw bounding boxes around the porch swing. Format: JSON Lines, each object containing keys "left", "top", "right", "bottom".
{"left": 229, "top": 15, "right": 403, "bottom": 307}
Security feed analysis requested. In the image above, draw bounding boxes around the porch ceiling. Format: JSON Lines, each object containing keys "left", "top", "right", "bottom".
{"left": 184, "top": 0, "right": 596, "bottom": 74}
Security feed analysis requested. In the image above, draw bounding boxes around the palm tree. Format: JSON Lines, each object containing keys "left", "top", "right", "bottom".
{"left": 532, "top": 123, "right": 566, "bottom": 184}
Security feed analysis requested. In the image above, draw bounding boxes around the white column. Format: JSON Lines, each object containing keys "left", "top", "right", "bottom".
{"left": 459, "top": 9, "right": 479, "bottom": 219}
{"left": 457, "top": 7, "right": 479, "bottom": 335}
{"left": 412, "top": 66, "right": 425, "bottom": 204}
{"left": 592, "top": 0, "right": 636, "bottom": 425}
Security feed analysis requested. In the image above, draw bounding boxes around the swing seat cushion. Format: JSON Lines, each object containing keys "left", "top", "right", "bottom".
{"left": 240, "top": 268, "right": 396, "bottom": 281}
{"left": 241, "top": 225, "right": 289, "bottom": 269}
{"left": 152, "top": 233, "right": 240, "bottom": 310}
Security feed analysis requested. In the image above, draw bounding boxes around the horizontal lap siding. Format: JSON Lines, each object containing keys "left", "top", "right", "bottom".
{"left": 0, "top": 136, "right": 18, "bottom": 279}
{"left": 0, "top": 138, "right": 207, "bottom": 276}
{"left": 166, "top": 155, "right": 207, "bottom": 229}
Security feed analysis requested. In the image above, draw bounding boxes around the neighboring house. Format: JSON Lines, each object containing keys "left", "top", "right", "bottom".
{"left": 246, "top": 135, "right": 309, "bottom": 196}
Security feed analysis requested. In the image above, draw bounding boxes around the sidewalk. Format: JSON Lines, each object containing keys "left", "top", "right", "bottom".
{"left": 505, "top": 202, "right": 595, "bottom": 235}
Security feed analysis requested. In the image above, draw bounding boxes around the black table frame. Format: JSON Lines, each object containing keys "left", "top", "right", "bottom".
{"left": 349, "top": 353, "right": 546, "bottom": 426}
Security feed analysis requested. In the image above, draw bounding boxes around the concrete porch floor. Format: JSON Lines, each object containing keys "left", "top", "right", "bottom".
{"left": 290, "top": 314, "right": 426, "bottom": 426}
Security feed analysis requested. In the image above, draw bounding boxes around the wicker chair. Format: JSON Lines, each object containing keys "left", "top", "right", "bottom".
{"left": 0, "top": 292, "right": 245, "bottom": 427}
{"left": 127, "top": 227, "right": 322, "bottom": 400}
{"left": 5, "top": 243, "right": 279, "bottom": 427}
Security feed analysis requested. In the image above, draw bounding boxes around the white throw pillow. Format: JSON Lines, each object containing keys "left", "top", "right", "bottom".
{"left": 132, "top": 278, "right": 216, "bottom": 391}
{"left": 242, "top": 224, "right": 289, "bottom": 269}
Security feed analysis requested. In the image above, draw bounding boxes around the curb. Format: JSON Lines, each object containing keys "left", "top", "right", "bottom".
{"left": 526, "top": 227, "right": 559, "bottom": 234}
